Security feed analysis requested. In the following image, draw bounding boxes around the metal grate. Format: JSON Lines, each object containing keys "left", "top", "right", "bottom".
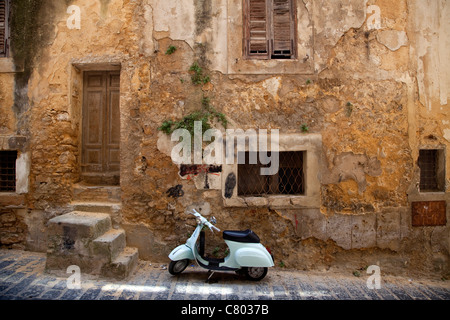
{"left": 418, "top": 150, "right": 438, "bottom": 191}
{"left": 0, "top": 150, "right": 16, "bottom": 192}
{"left": 238, "top": 151, "right": 304, "bottom": 196}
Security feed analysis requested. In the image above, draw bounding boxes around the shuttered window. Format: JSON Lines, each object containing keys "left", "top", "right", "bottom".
{"left": 244, "top": 0, "right": 296, "bottom": 60}
{"left": 244, "top": 0, "right": 269, "bottom": 58}
{"left": 0, "top": 0, "right": 10, "bottom": 57}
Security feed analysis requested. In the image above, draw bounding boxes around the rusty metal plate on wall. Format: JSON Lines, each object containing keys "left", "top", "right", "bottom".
{"left": 412, "top": 201, "right": 447, "bottom": 227}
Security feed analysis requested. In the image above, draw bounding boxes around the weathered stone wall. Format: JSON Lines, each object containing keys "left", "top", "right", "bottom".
{"left": 0, "top": 0, "right": 448, "bottom": 276}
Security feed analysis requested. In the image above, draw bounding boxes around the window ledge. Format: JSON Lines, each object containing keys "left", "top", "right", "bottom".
{"left": 418, "top": 191, "right": 446, "bottom": 194}
{"left": 224, "top": 195, "right": 320, "bottom": 209}
{"left": 0, "top": 58, "right": 24, "bottom": 73}
{"left": 0, "top": 193, "right": 26, "bottom": 208}
{"left": 408, "top": 192, "right": 449, "bottom": 203}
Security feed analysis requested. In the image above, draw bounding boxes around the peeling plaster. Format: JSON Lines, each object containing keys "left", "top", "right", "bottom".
{"left": 377, "top": 30, "right": 408, "bottom": 51}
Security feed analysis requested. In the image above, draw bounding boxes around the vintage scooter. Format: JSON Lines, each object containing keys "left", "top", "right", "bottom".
{"left": 168, "top": 209, "right": 274, "bottom": 281}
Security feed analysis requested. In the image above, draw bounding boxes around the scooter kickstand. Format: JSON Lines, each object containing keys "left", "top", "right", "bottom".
{"left": 206, "top": 270, "right": 215, "bottom": 283}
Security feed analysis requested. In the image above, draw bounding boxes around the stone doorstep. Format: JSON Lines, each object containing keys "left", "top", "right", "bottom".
{"left": 71, "top": 201, "right": 121, "bottom": 214}
{"left": 72, "top": 184, "right": 121, "bottom": 203}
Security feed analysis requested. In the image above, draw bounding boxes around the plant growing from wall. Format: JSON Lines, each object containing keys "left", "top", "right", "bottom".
{"left": 165, "top": 45, "right": 177, "bottom": 55}
{"left": 158, "top": 95, "right": 228, "bottom": 138}
{"left": 301, "top": 123, "right": 309, "bottom": 133}
{"left": 189, "top": 61, "right": 210, "bottom": 85}
{"left": 159, "top": 60, "right": 226, "bottom": 141}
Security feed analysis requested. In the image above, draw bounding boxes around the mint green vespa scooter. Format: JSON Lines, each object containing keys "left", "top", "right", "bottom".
{"left": 168, "top": 209, "right": 274, "bottom": 281}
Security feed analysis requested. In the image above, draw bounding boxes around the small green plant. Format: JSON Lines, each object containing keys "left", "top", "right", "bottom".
{"left": 189, "top": 62, "right": 210, "bottom": 85}
{"left": 352, "top": 270, "right": 361, "bottom": 277}
{"left": 202, "top": 96, "right": 228, "bottom": 129}
{"left": 301, "top": 124, "right": 309, "bottom": 133}
{"left": 279, "top": 261, "right": 286, "bottom": 268}
{"left": 306, "top": 79, "right": 311, "bottom": 85}
{"left": 159, "top": 120, "right": 175, "bottom": 135}
{"left": 165, "top": 45, "right": 177, "bottom": 55}
{"left": 158, "top": 96, "right": 228, "bottom": 137}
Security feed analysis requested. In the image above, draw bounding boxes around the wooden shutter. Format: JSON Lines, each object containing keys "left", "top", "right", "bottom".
{"left": 271, "top": 0, "right": 295, "bottom": 58}
{"left": 0, "top": 0, "right": 7, "bottom": 56}
{"left": 245, "top": 0, "right": 269, "bottom": 59}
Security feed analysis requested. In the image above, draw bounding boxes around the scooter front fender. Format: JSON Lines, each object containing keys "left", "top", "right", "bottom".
{"left": 235, "top": 244, "right": 274, "bottom": 268}
{"left": 169, "top": 244, "right": 194, "bottom": 261}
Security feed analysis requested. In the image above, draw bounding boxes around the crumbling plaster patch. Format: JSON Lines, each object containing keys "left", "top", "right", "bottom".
{"left": 321, "top": 152, "right": 382, "bottom": 195}
{"left": 376, "top": 30, "right": 408, "bottom": 51}
{"left": 409, "top": 0, "right": 450, "bottom": 110}
{"left": 312, "top": 0, "right": 368, "bottom": 73}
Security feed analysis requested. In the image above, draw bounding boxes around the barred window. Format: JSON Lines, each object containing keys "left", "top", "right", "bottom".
{"left": 0, "top": 0, "right": 10, "bottom": 57}
{"left": 243, "top": 0, "right": 296, "bottom": 60}
{"left": 0, "top": 150, "right": 17, "bottom": 192}
{"left": 238, "top": 151, "right": 305, "bottom": 196}
{"left": 418, "top": 149, "right": 445, "bottom": 192}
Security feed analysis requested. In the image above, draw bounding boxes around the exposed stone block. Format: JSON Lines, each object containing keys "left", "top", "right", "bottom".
{"left": 326, "top": 214, "right": 352, "bottom": 250}
{"left": 297, "top": 208, "right": 327, "bottom": 242}
{"left": 351, "top": 213, "right": 376, "bottom": 249}
{"left": 376, "top": 209, "right": 401, "bottom": 251}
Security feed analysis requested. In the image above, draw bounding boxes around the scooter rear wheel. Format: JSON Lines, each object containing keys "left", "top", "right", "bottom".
{"left": 243, "top": 267, "right": 268, "bottom": 281}
{"left": 169, "top": 259, "right": 190, "bottom": 275}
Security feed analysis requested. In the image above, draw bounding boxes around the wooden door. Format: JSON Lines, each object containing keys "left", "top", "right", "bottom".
{"left": 82, "top": 71, "right": 120, "bottom": 185}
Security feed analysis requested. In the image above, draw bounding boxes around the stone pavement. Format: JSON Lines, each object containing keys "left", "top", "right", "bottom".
{"left": 0, "top": 249, "right": 449, "bottom": 301}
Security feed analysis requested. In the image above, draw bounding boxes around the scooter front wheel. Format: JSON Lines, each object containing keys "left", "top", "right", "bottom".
{"left": 243, "top": 267, "right": 268, "bottom": 281}
{"left": 169, "top": 259, "right": 190, "bottom": 275}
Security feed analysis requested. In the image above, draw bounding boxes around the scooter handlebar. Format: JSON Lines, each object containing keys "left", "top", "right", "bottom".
{"left": 188, "top": 209, "right": 220, "bottom": 232}
{"left": 208, "top": 223, "right": 221, "bottom": 233}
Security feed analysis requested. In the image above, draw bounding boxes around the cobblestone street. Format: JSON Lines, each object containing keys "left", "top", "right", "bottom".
{"left": 0, "top": 249, "right": 449, "bottom": 302}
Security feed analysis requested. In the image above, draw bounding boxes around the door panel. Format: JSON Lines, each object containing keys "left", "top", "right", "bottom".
{"left": 82, "top": 71, "right": 120, "bottom": 185}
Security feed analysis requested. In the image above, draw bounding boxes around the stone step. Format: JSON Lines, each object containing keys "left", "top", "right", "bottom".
{"left": 71, "top": 201, "right": 121, "bottom": 214}
{"left": 70, "top": 201, "right": 121, "bottom": 229}
{"left": 47, "top": 211, "right": 112, "bottom": 242}
{"left": 73, "top": 184, "right": 121, "bottom": 203}
{"left": 46, "top": 211, "right": 113, "bottom": 273}
{"left": 101, "top": 247, "right": 139, "bottom": 280}
{"left": 92, "top": 228, "right": 126, "bottom": 262}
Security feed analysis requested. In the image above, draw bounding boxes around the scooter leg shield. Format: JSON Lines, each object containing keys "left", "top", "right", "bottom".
{"left": 169, "top": 244, "right": 194, "bottom": 261}
{"left": 235, "top": 245, "right": 275, "bottom": 268}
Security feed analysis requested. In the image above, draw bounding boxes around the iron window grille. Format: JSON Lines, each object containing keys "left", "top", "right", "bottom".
{"left": 238, "top": 151, "right": 305, "bottom": 196}
{"left": 0, "top": 0, "right": 10, "bottom": 58}
{"left": 418, "top": 149, "right": 445, "bottom": 192}
{"left": 0, "top": 150, "right": 17, "bottom": 192}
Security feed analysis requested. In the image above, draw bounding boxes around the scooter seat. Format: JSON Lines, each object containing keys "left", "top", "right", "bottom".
{"left": 223, "top": 229, "right": 260, "bottom": 244}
